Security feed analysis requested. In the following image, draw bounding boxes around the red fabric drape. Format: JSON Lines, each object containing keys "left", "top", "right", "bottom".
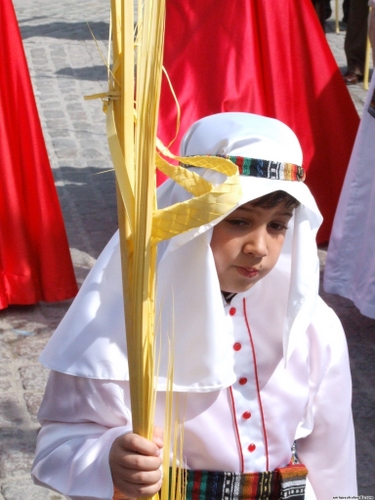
{"left": 0, "top": 0, "right": 78, "bottom": 308}
{"left": 157, "top": 0, "right": 360, "bottom": 243}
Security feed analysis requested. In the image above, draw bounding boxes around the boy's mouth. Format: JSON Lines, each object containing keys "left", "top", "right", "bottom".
{"left": 236, "top": 266, "right": 259, "bottom": 278}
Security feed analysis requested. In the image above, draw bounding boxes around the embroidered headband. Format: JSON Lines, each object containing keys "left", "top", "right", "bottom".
{"left": 180, "top": 155, "right": 306, "bottom": 182}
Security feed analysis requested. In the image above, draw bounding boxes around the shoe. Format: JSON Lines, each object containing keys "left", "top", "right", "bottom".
{"left": 343, "top": 72, "right": 364, "bottom": 85}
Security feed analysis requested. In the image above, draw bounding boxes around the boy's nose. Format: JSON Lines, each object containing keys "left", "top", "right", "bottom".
{"left": 242, "top": 230, "right": 268, "bottom": 257}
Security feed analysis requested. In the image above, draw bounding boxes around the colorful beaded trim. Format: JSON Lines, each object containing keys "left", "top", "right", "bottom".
{"left": 167, "top": 463, "right": 308, "bottom": 500}
{"left": 181, "top": 155, "right": 305, "bottom": 182}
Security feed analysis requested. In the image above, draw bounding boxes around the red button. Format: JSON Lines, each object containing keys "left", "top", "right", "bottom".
{"left": 229, "top": 307, "right": 236, "bottom": 316}
{"left": 239, "top": 377, "right": 247, "bottom": 385}
{"left": 242, "top": 411, "right": 252, "bottom": 420}
{"left": 233, "top": 342, "right": 242, "bottom": 351}
{"left": 248, "top": 443, "right": 256, "bottom": 452}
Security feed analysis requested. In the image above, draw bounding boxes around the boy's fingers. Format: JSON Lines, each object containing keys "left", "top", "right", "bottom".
{"left": 113, "top": 468, "right": 162, "bottom": 498}
{"left": 121, "top": 433, "right": 161, "bottom": 456}
{"left": 120, "top": 453, "right": 162, "bottom": 472}
{"left": 116, "top": 479, "right": 162, "bottom": 499}
{"left": 152, "top": 426, "right": 164, "bottom": 448}
{"left": 110, "top": 432, "right": 163, "bottom": 498}
{"left": 120, "top": 467, "right": 162, "bottom": 486}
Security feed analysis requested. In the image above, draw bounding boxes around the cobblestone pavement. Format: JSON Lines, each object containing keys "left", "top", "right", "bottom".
{"left": 0, "top": 2, "right": 374, "bottom": 498}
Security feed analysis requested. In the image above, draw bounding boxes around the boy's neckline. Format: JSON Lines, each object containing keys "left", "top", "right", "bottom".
{"left": 222, "top": 291, "right": 237, "bottom": 304}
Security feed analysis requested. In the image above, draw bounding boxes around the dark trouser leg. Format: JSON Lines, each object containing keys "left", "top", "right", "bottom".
{"left": 344, "top": 0, "right": 369, "bottom": 74}
{"left": 311, "top": 0, "right": 328, "bottom": 28}
{"left": 343, "top": 0, "right": 351, "bottom": 23}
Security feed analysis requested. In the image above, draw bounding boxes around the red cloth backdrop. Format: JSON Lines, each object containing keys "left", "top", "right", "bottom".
{"left": 0, "top": 0, "right": 78, "bottom": 308}
{"left": 157, "top": 0, "right": 360, "bottom": 243}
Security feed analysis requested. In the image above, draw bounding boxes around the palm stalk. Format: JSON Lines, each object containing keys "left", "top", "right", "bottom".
{"left": 108, "top": 2, "right": 165, "bottom": 499}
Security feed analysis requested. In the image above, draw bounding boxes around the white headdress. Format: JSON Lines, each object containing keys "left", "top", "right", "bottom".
{"left": 41, "top": 113, "right": 322, "bottom": 391}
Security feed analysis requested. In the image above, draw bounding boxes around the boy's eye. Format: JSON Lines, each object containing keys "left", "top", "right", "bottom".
{"left": 227, "top": 219, "right": 249, "bottom": 227}
{"left": 269, "top": 222, "right": 288, "bottom": 231}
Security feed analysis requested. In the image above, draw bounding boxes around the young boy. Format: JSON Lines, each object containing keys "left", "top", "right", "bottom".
{"left": 31, "top": 113, "right": 357, "bottom": 500}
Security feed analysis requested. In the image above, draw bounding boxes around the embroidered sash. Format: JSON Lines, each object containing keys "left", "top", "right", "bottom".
{"left": 175, "top": 464, "right": 308, "bottom": 500}
{"left": 113, "top": 463, "right": 308, "bottom": 500}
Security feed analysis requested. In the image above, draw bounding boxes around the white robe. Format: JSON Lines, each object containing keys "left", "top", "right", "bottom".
{"left": 324, "top": 71, "right": 375, "bottom": 318}
{"left": 31, "top": 253, "right": 357, "bottom": 500}
{"left": 31, "top": 114, "right": 357, "bottom": 499}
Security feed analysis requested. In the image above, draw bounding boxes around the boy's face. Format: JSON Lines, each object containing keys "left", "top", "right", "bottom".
{"left": 210, "top": 200, "right": 294, "bottom": 294}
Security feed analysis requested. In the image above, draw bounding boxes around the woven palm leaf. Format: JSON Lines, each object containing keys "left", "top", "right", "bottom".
{"left": 106, "top": 2, "right": 242, "bottom": 500}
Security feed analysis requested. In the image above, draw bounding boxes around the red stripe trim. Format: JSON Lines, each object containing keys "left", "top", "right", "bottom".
{"left": 242, "top": 298, "right": 270, "bottom": 471}
{"left": 236, "top": 156, "right": 245, "bottom": 175}
{"left": 192, "top": 469, "right": 202, "bottom": 500}
{"left": 229, "top": 386, "right": 245, "bottom": 473}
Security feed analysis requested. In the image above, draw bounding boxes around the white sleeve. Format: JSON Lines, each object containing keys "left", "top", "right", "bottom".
{"left": 296, "top": 302, "right": 357, "bottom": 500}
{"left": 31, "top": 371, "right": 133, "bottom": 500}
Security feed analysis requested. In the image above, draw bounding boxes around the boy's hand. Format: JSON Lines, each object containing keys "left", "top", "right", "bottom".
{"left": 109, "top": 427, "right": 164, "bottom": 498}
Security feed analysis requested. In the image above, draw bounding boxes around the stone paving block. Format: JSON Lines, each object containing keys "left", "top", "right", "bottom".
{"left": 0, "top": 380, "right": 12, "bottom": 393}
{"left": 1, "top": 479, "right": 64, "bottom": 500}
{"left": 19, "top": 365, "right": 49, "bottom": 392}
{"left": 44, "top": 109, "right": 66, "bottom": 119}
{"left": 23, "top": 392, "right": 44, "bottom": 421}
{"left": 0, "top": 397, "right": 30, "bottom": 428}
{"left": 0, "top": 342, "right": 12, "bottom": 362}
{"left": 0, "top": 447, "right": 35, "bottom": 480}
{"left": 49, "top": 128, "right": 70, "bottom": 138}
{"left": 55, "top": 148, "right": 79, "bottom": 159}
{"left": 45, "top": 118, "right": 69, "bottom": 130}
